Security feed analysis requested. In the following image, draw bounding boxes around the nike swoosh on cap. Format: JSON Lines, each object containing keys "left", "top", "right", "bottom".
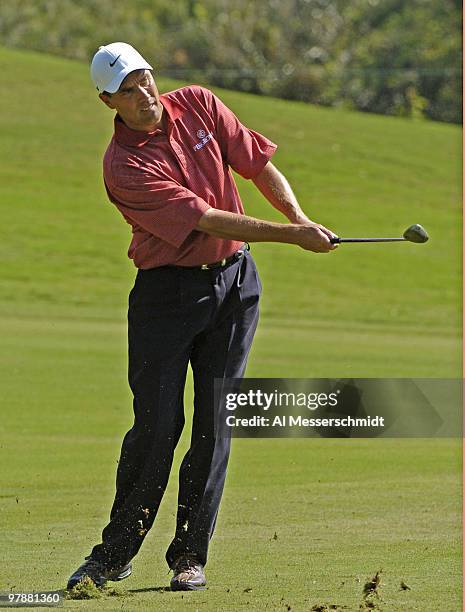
{"left": 109, "top": 55, "right": 121, "bottom": 67}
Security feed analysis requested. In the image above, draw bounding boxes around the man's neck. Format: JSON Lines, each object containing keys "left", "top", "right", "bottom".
{"left": 121, "top": 106, "right": 165, "bottom": 133}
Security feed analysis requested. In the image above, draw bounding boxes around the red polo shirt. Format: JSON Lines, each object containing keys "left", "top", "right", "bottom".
{"left": 103, "top": 85, "right": 277, "bottom": 268}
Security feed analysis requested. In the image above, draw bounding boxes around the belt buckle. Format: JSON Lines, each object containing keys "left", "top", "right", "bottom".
{"left": 200, "top": 256, "right": 230, "bottom": 271}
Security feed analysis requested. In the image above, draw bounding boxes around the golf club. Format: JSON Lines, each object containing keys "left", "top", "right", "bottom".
{"left": 330, "top": 224, "right": 429, "bottom": 244}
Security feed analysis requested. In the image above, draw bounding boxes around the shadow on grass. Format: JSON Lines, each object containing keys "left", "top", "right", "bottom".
{"left": 128, "top": 586, "right": 171, "bottom": 593}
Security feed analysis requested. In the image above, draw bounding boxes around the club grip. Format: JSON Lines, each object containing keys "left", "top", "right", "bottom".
{"left": 330, "top": 237, "right": 341, "bottom": 244}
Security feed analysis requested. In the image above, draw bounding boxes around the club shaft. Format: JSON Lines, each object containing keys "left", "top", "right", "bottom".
{"left": 331, "top": 237, "right": 406, "bottom": 244}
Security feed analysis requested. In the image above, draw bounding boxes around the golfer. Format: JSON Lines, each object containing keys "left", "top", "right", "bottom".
{"left": 68, "top": 42, "right": 337, "bottom": 592}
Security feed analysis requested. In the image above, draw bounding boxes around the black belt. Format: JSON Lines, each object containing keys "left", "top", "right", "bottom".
{"left": 196, "top": 243, "right": 249, "bottom": 271}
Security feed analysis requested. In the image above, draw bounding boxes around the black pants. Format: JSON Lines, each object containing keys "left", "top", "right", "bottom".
{"left": 91, "top": 250, "right": 261, "bottom": 569}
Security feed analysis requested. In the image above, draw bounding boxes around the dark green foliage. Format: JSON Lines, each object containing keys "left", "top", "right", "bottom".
{"left": 0, "top": 0, "right": 461, "bottom": 121}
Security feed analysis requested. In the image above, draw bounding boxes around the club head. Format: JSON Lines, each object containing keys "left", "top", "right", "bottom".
{"left": 402, "top": 224, "right": 429, "bottom": 243}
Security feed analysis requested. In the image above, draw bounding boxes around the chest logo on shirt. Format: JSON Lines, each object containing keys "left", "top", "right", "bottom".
{"left": 193, "top": 130, "right": 214, "bottom": 151}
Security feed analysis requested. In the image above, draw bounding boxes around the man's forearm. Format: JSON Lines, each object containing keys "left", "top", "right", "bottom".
{"left": 252, "top": 162, "right": 310, "bottom": 224}
{"left": 196, "top": 208, "right": 336, "bottom": 253}
{"left": 197, "top": 209, "right": 301, "bottom": 244}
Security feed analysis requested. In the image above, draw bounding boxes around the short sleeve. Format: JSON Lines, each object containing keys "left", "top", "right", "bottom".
{"left": 104, "top": 165, "right": 210, "bottom": 249}
{"left": 207, "top": 90, "right": 277, "bottom": 179}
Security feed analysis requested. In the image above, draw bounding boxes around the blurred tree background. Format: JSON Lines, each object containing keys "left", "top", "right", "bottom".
{"left": 0, "top": 0, "right": 461, "bottom": 123}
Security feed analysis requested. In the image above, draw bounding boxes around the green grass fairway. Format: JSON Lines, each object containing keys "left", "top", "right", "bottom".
{"left": 0, "top": 46, "right": 462, "bottom": 610}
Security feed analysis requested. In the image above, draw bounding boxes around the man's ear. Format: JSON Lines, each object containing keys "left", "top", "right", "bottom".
{"left": 99, "top": 92, "right": 116, "bottom": 109}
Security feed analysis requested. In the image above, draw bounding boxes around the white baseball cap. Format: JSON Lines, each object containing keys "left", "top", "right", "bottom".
{"left": 90, "top": 42, "right": 153, "bottom": 93}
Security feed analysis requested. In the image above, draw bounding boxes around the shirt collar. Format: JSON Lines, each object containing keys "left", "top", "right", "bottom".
{"left": 114, "top": 93, "right": 186, "bottom": 148}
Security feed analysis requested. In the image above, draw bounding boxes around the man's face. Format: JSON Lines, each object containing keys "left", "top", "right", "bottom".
{"left": 100, "top": 69, "right": 163, "bottom": 132}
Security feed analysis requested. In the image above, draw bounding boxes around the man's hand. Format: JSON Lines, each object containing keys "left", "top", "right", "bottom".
{"left": 293, "top": 223, "right": 338, "bottom": 253}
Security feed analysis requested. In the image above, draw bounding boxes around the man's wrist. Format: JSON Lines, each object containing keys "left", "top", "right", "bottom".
{"left": 288, "top": 211, "right": 312, "bottom": 225}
